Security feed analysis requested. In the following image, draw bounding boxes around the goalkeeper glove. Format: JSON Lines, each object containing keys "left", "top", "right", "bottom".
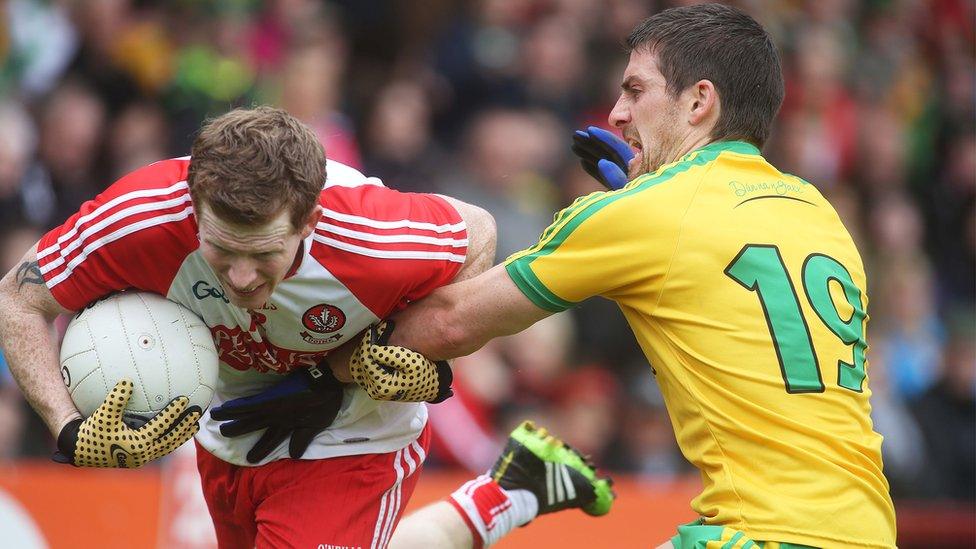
{"left": 53, "top": 379, "right": 201, "bottom": 468}
{"left": 349, "top": 320, "right": 453, "bottom": 403}
{"left": 571, "top": 126, "right": 634, "bottom": 190}
{"left": 210, "top": 363, "right": 345, "bottom": 464}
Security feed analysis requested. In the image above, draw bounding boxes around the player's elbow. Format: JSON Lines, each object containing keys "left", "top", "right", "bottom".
{"left": 440, "top": 197, "right": 497, "bottom": 279}
{"left": 468, "top": 204, "right": 496, "bottom": 254}
{"left": 467, "top": 204, "right": 496, "bottom": 240}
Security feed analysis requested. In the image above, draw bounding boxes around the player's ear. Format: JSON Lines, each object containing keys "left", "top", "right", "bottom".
{"left": 687, "top": 79, "right": 719, "bottom": 128}
{"left": 300, "top": 205, "right": 322, "bottom": 239}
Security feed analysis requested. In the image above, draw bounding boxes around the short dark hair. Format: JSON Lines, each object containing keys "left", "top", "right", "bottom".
{"left": 188, "top": 106, "right": 325, "bottom": 230}
{"left": 626, "top": 3, "right": 784, "bottom": 148}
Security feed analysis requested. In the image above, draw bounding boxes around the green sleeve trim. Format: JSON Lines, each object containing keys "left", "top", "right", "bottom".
{"left": 504, "top": 261, "right": 575, "bottom": 313}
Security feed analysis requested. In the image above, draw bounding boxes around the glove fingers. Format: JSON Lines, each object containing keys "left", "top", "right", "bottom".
{"left": 597, "top": 158, "right": 629, "bottom": 191}
{"left": 429, "top": 360, "right": 454, "bottom": 404}
{"left": 246, "top": 426, "right": 290, "bottom": 464}
{"left": 210, "top": 400, "right": 262, "bottom": 419}
{"left": 371, "top": 320, "right": 395, "bottom": 346}
{"left": 210, "top": 399, "right": 276, "bottom": 420}
{"left": 140, "top": 396, "right": 191, "bottom": 435}
{"left": 219, "top": 415, "right": 273, "bottom": 437}
{"left": 156, "top": 412, "right": 201, "bottom": 448}
{"left": 156, "top": 405, "right": 202, "bottom": 441}
{"left": 578, "top": 159, "right": 603, "bottom": 184}
{"left": 149, "top": 415, "right": 201, "bottom": 462}
{"left": 288, "top": 427, "right": 319, "bottom": 459}
{"left": 571, "top": 135, "right": 605, "bottom": 163}
{"left": 573, "top": 129, "right": 624, "bottom": 166}
{"left": 571, "top": 132, "right": 595, "bottom": 152}
{"left": 587, "top": 126, "right": 635, "bottom": 164}
{"left": 96, "top": 379, "right": 134, "bottom": 419}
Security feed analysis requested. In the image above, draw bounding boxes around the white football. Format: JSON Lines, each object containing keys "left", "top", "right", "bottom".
{"left": 59, "top": 291, "right": 218, "bottom": 426}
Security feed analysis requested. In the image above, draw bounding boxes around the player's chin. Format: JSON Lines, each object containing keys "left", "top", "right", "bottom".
{"left": 228, "top": 285, "right": 271, "bottom": 309}
{"left": 628, "top": 155, "right": 650, "bottom": 179}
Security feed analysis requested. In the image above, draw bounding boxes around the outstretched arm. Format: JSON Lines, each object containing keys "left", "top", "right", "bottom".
{"left": 388, "top": 264, "right": 552, "bottom": 360}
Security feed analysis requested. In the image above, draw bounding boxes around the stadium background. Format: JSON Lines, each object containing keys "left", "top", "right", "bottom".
{"left": 0, "top": 0, "right": 972, "bottom": 547}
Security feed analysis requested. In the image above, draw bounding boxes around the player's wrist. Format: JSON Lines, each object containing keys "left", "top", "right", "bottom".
{"left": 328, "top": 360, "right": 354, "bottom": 383}
{"left": 51, "top": 410, "right": 83, "bottom": 438}
{"left": 52, "top": 417, "right": 82, "bottom": 465}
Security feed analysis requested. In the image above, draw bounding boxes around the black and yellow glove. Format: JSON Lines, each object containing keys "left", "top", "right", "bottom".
{"left": 53, "top": 379, "right": 202, "bottom": 468}
{"left": 349, "top": 320, "right": 453, "bottom": 403}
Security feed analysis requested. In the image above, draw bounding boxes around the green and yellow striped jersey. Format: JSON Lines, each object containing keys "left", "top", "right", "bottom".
{"left": 505, "top": 141, "right": 896, "bottom": 548}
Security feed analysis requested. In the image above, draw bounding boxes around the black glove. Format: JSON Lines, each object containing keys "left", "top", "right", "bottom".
{"left": 210, "top": 363, "right": 344, "bottom": 463}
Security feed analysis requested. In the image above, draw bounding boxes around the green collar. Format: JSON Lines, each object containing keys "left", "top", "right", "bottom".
{"left": 687, "top": 140, "right": 761, "bottom": 158}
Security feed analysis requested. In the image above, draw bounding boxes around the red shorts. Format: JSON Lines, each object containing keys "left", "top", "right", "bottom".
{"left": 196, "top": 424, "right": 431, "bottom": 549}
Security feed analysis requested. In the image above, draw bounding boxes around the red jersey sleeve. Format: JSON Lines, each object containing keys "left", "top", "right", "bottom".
{"left": 36, "top": 158, "right": 200, "bottom": 311}
{"left": 310, "top": 184, "right": 468, "bottom": 318}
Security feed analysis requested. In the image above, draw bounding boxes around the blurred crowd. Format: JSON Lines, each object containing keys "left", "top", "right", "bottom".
{"left": 0, "top": 0, "right": 972, "bottom": 501}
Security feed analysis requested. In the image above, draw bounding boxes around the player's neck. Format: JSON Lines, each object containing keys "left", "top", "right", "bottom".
{"left": 673, "top": 132, "right": 715, "bottom": 162}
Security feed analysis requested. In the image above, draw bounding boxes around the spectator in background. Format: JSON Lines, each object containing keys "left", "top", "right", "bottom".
{"left": 2, "top": 0, "right": 78, "bottom": 98}
{"left": 28, "top": 79, "right": 106, "bottom": 229}
{"left": 618, "top": 375, "right": 685, "bottom": 479}
{"left": 548, "top": 366, "right": 621, "bottom": 464}
{"left": 437, "top": 108, "right": 562, "bottom": 260}
{"left": 106, "top": 101, "right": 170, "bottom": 179}
{"left": 429, "top": 0, "right": 529, "bottom": 139}
{"left": 0, "top": 101, "right": 44, "bottom": 225}
{"left": 867, "top": 340, "right": 930, "bottom": 497}
{"left": 520, "top": 15, "right": 588, "bottom": 121}
{"left": 362, "top": 80, "right": 444, "bottom": 193}
{"left": 278, "top": 33, "right": 362, "bottom": 168}
{"left": 870, "top": 201, "right": 944, "bottom": 400}
{"left": 775, "top": 25, "right": 857, "bottom": 189}
{"left": 911, "top": 312, "right": 976, "bottom": 500}
{"left": 64, "top": 0, "right": 141, "bottom": 113}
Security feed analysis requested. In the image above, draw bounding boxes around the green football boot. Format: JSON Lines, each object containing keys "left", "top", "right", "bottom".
{"left": 490, "top": 420, "right": 615, "bottom": 517}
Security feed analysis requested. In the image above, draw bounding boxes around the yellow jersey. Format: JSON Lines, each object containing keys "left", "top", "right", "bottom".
{"left": 505, "top": 141, "right": 896, "bottom": 548}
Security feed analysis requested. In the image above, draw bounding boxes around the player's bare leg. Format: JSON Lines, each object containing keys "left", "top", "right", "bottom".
{"left": 389, "top": 501, "right": 473, "bottom": 548}
{"left": 391, "top": 421, "right": 614, "bottom": 548}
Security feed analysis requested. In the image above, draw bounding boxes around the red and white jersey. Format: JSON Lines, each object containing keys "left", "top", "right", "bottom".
{"left": 37, "top": 157, "right": 467, "bottom": 465}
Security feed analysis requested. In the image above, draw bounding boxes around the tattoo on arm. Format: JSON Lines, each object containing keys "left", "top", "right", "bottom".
{"left": 16, "top": 261, "right": 44, "bottom": 289}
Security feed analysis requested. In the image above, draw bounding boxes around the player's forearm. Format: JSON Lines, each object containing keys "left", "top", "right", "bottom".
{"left": 0, "top": 258, "right": 80, "bottom": 436}
{"left": 390, "top": 265, "right": 545, "bottom": 360}
{"left": 0, "top": 309, "right": 80, "bottom": 435}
